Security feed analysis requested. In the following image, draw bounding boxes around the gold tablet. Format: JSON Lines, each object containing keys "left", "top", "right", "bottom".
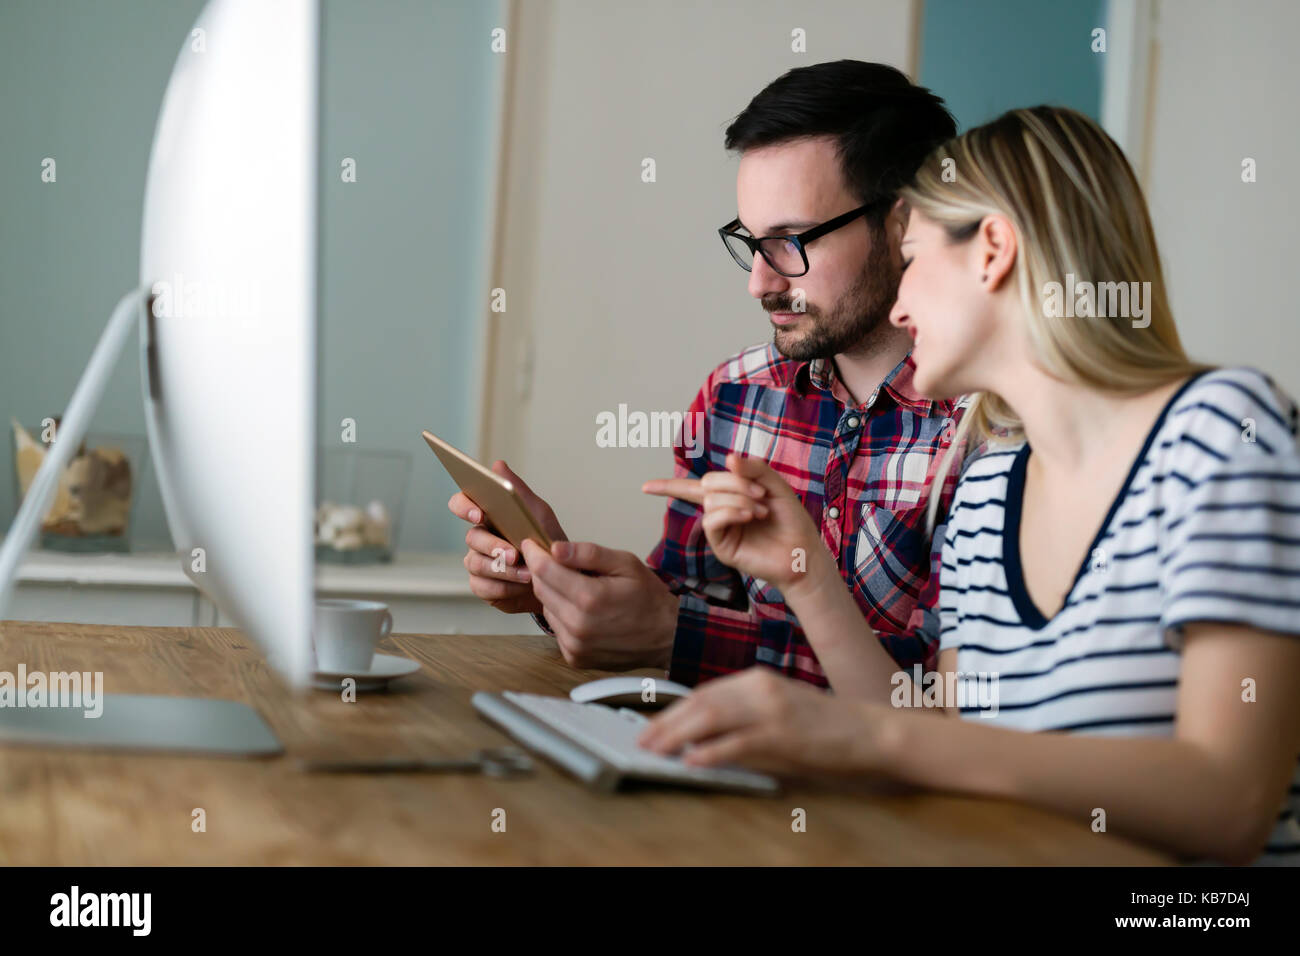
{"left": 421, "top": 430, "right": 554, "bottom": 553}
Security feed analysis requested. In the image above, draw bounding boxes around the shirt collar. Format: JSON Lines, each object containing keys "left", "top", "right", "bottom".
{"left": 795, "top": 351, "right": 938, "bottom": 416}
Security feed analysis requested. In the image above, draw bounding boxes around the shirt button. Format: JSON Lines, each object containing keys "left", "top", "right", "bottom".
{"left": 846, "top": 416, "right": 860, "bottom": 429}
{"left": 827, "top": 506, "right": 840, "bottom": 519}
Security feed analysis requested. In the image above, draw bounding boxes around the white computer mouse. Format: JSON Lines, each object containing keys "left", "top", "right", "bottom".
{"left": 568, "top": 676, "right": 692, "bottom": 709}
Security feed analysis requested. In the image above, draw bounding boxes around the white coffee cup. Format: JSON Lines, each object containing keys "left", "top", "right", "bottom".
{"left": 313, "top": 599, "right": 392, "bottom": 672}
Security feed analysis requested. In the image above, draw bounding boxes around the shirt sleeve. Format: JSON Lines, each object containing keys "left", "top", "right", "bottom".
{"left": 1157, "top": 370, "right": 1300, "bottom": 645}
{"left": 842, "top": 412, "right": 971, "bottom": 674}
{"left": 889, "top": 504, "right": 950, "bottom": 674}
{"left": 936, "top": 436, "right": 992, "bottom": 657}
{"left": 644, "top": 374, "right": 772, "bottom": 685}
{"left": 937, "top": 514, "right": 962, "bottom": 655}
{"left": 645, "top": 378, "right": 749, "bottom": 611}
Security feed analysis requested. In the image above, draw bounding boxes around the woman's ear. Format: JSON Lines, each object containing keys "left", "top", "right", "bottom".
{"left": 976, "top": 214, "right": 1017, "bottom": 291}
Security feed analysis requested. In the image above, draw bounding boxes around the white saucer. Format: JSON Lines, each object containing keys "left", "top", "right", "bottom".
{"left": 312, "top": 653, "right": 421, "bottom": 692}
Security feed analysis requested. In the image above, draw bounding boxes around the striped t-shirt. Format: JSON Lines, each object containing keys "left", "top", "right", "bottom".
{"left": 939, "top": 367, "right": 1300, "bottom": 864}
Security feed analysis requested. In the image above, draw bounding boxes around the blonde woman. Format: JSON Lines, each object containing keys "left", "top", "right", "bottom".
{"left": 639, "top": 106, "right": 1300, "bottom": 865}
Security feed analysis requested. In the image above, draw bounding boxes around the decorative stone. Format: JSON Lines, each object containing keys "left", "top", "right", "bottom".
{"left": 335, "top": 505, "right": 364, "bottom": 532}
{"left": 333, "top": 531, "right": 363, "bottom": 550}
{"left": 12, "top": 418, "right": 133, "bottom": 537}
{"left": 362, "top": 499, "right": 391, "bottom": 548}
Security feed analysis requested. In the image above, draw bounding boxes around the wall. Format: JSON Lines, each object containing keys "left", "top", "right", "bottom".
{"left": 1141, "top": 0, "right": 1300, "bottom": 397}
{"left": 484, "top": 0, "right": 917, "bottom": 556}
{"left": 0, "top": 0, "right": 503, "bottom": 552}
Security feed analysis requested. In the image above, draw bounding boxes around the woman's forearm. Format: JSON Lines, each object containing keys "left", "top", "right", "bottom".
{"left": 875, "top": 708, "right": 1279, "bottom": 864}
{"left": 783, "top": 550, "right": 911, "bottom": 701}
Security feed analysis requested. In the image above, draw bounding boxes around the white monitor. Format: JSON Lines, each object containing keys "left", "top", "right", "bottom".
{"left": 0, "top": 0, "right": 319, "bottom": 705}
{"left": 139, "top": 0, "right": 319, "bottom": 688}
{"left": 0, "top": 0, "right": 319, "bottom": 753}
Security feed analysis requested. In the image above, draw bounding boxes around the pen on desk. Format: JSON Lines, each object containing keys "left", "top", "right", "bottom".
{"left": 294, "top": 747, "right": 535, "bottom": 777}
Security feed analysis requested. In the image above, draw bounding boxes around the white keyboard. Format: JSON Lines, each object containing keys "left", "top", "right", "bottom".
{"left": 472, "top": 691, "right": 778, "bottom": 795}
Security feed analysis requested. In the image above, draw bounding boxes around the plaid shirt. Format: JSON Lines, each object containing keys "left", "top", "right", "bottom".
{"left": 646, "top": 342, "right": 963, "bottom": 688}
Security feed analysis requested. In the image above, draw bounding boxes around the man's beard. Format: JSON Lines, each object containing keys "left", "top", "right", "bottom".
{"left": 764, "top": 233, "right": 900, "bottom": 362}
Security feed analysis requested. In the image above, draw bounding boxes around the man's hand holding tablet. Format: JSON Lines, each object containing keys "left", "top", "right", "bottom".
{"left": 433, "top": 433, "right": 679, "bottom": 670}
{"left": 448, "top": 458, "right": 563, "bottom": 615}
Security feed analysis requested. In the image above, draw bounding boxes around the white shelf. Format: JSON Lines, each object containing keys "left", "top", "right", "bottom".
{"left": 315, "top": 552, "right": 477, "bottom": 597}
{"left": 15, "top": 548, "right": 477, "bottom": 598}
{"left": 5, "top": 545, "right": 543, "bottom": 634}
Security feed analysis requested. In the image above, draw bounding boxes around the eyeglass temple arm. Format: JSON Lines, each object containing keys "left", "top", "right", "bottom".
{"left": 795, "top": 201, "right": 879, "bottom": 244}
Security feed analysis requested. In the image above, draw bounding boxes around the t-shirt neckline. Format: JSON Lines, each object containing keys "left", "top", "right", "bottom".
{"left": 1001, "top": 370, "right": 1210, "bottom": 631}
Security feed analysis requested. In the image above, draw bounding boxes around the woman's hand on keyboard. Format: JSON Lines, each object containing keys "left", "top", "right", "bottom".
{"left": 637, "top": 666, "right": 889, "bottom": 776}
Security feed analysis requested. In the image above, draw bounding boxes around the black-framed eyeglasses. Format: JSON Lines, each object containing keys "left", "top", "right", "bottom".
{"left": 718, "top": 200, "right": 885, "bottom": 277}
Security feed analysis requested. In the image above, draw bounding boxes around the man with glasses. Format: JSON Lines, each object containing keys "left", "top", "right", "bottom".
{"left": 450, "top": 60, "right": 963, "bottom": 688}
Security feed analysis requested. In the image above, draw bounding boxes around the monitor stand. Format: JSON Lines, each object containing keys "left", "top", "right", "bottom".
{"left": 0, "top": 288, "right": 283, "bottom": 757}
{"left": 0, "top": 288, "right": 146, "bottom": 615}
{"left": 0, "top": 693, "right": 282, "bottom": 757}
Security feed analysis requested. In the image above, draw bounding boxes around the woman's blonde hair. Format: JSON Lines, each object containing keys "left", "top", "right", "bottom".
{"left": 897, "top": 106, "right": 1211, "bottom": 530}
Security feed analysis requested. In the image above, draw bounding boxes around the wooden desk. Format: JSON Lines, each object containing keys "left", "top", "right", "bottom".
{"left": 0, "top": 622, "right": 1169, "bottom": 865}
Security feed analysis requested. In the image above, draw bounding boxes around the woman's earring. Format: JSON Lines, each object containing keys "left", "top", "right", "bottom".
{"left": 981, "top": 274, "right": 988, "bottom": 282}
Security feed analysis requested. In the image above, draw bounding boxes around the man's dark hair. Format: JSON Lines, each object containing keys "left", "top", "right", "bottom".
{"left": 724, "top": 60, "right": 956, "bottom": 219}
